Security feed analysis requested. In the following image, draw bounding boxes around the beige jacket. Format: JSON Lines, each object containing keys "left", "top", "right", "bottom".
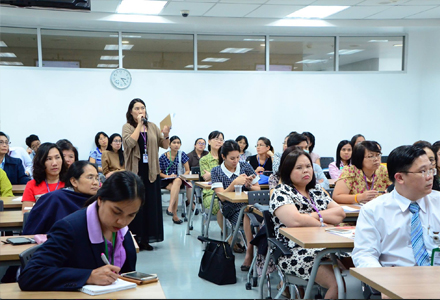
{"left": 101, "top": 150, "right": 125, "bottom": 176}
{"left": 122, "top": 122, "right": 166, "bottom": 183}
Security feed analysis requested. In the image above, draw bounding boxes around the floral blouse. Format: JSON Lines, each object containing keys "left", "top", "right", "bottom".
{"left": 337, "top": 164, "right": 391, "bottom": 194}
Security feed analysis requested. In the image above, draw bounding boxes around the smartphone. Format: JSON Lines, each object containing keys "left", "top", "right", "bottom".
{"left": 122, "top": 272, "right": 157, "bottom": 281}
{"left": 377, "top": 191, "right": 386, "bottom": 194}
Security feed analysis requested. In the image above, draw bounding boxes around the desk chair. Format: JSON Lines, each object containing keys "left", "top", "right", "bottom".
{"left": 320, "top": 157, "right": 334, "bottom": 169}
{"left": 381, "top": 156, "right": 388, "bottom": 163}
{"left": 160, "top": 189, "right": 187, "bottom": 221}
{"left": 201, "top": 193, "right": 219, "bottom": 238}
{"left": 0, "top": 200, "right": 3, "bottom": 212}
{"left": 19, "top": 244, "right": 41, "bottom": 269}
{"left": 22, "top": 211, "right": 30, "bottom": 231}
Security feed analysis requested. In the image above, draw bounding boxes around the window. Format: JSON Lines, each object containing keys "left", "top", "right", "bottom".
{"left": 0, "top": 27, "right": 38, "bottom": 67}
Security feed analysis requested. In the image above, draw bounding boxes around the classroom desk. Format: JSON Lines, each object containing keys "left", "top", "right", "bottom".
{"left": 0, "top": 210, "right": 23, "bottom": 231}
{"left": 328, "top": 178, "right": 336, "bottom": 188}
{"left": 0, "top": 280, "right": 166, "bottom": 299}
{"left": 12, "top": 185, "right": 26, "bottom": 195}
{"left": 350, "top": 266, "right": 440, "bottom": 299}
{"left": 1, "top": 196, "right": 22, "bottom": 210}
{"left": 0, "top": 235, "right": 36, "bottom": 267}
{"left": 274, "top": 227, "right": 354, "bottom": 299}
{"left": 180, "top": 174, "right": 200, "bottom": 235}
{"left": 340, "top": 204, "right": 361, "bottom": 222}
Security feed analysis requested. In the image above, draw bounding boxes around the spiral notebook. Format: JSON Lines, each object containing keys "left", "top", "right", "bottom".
{"left": 80, "top": 278, "right": 137, "bottom": 295}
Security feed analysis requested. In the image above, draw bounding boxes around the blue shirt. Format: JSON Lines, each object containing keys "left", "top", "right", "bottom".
{"left": 89, "top": 147, "right": 103, "bottom": 168}
{"left": 0, "top": 156, "right": 5, "bottom": 169}
{"left": 159, "top": 151, "right": 189, "bottom": 175}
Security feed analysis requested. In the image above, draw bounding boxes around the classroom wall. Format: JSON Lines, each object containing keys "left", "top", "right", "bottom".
{"left": 0, "top": 29, "right": 433, "bottom": 161}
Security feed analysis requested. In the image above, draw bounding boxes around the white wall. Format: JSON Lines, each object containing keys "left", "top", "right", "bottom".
{"left": 0, "top": 30, "right": 432, "bottom": 161}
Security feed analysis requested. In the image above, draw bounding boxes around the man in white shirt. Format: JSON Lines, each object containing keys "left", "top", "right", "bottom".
{"left": 353, "top": 145, "right": 440, "bottom": 268}
{"left": 9, "top": 146, "right": 33, "bottom": 177}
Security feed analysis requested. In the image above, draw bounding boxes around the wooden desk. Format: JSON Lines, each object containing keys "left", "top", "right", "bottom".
{"left": 260, "top": 184, "right": 269, "bottom": 190}
{"left": 0, "top": 280, "right": 166, "bottom": 299}
{"left": 194, "top": 181, "right": 211, "bottom": 189}
{"left": 328, "top": 178, "right": 336, "bottom": 188}
{"left": 0, "top": 235, "right": 36, "bottom": 266}
{"left": 217, "top": 192, "right": 248, "bottom": 203}
{"left": 1, "top": 196, "right": 22, "bottom": 209}
{"left": 350, "top": 266, "right": 440, "bottom": 299}
{"left": 12, "top": 185, "right": 26, "bottom": 195}
{"left": 0, "top": 210, "right": 23, "bottom": 230}
{"left": 180, "top": 174, "right": 200, "bottom": 181}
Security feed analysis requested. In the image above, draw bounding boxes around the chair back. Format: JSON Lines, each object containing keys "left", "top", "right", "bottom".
{"left": 23, "top": 211, "right": 30, "bottom": 230}
{"left": 320, "top": 157, "right": 334, "bottom": 169}
{"left": 248, "top": 190, "right": 270, "bottom": 206}
{"left": 262, "top": 210, "right": 276, "bottom": 239}
{"left": 19, "top": 244, "right": 41, "bottom": 269}
{"left": 191, "top": 166, "right": 200, "bottom": 174}
{"left": 381, "top": 156, "right": 388, "bottom": 163}
{"left": 0, "top": 200, "right": 3, "bottom": 211}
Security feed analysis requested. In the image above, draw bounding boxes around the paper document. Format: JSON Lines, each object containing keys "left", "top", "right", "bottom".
{"left": 12, "top": 196, "right": 23, "bottom": 202}
{"left": 342, "top": 206, "right": 360, "bottom": 212}
{"left": 160, "top": 114, "right": 172, "bottom": 131}
{"left": 325, "top": 226, "right": 356, "bottom": 240}
{"left": 80, "top": 278, "right": 136, "bottom": 296}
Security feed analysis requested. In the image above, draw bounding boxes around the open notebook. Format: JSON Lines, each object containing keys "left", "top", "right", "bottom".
{"left": 80, "top": 278, "right": 137, "bottom": 295}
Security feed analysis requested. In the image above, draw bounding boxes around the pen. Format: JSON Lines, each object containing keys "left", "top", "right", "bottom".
{"left": 101, "top": 253, "right": 110, "bottom": 265}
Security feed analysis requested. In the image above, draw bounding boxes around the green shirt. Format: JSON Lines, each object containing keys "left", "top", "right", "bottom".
{"left": 199, "top": 152, "right": 219, "bottom": 201}
{"left": 0, "top": 168, "right": 14, "bottom": 197}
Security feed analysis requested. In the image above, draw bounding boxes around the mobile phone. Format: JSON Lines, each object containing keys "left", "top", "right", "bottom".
{"left": 122, "top": 272, "right": 157, "bottom": 281}
{"left": 377, "top": 191, "right": 386, "bottom": 194}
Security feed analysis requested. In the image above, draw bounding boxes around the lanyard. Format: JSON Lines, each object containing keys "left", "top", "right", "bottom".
{"left": 45, "top": 180, "right": 60, "bottom": 193}
{"left": 140, "top": 126, "right": 147, "bottom": 154}
{"left": 257, "top": 155, "right": 268, "bottom": 168}
{"left": 294, "top": 187, "right": 320, "bottom": 215}
{"left": 363, "top": 173, "right": 376, "bottom": 191}
{"left": 103, "top": 232, "right": 116, "bottom": 265}
{"left": 166, "top": 151, "right": 176, "bottom": 174}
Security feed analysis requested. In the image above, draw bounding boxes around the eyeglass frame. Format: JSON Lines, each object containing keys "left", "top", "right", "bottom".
{"left": 399, "top": 168, "right": 437, "bottom": 178}
{"left": 0, "top": 140, "right": 11, "bottom": 146}
{"left": 364, "top": 153, "right": 382, "bottom": 161}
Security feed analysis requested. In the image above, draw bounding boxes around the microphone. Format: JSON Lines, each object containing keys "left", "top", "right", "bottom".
{"left": 141, "top": 117, "right": 148, "bottom": 125}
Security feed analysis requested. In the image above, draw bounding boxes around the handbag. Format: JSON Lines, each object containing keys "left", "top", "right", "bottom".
{"left": 197, "top": 236, "right": 236, "bottom": 285}
{"left": 258, "top": 174, "right": 269, "bottom": 185}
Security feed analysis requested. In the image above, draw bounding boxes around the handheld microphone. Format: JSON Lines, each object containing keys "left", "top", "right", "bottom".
{"left": 141, "top": 117, "right": 148, "bottom": 125}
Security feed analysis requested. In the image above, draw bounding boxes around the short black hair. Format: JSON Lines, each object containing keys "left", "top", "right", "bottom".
{"left": 207, "top": 130, "right": 224, "bottom": 152}
{"left": 335, "top": 140, "right": 351, "bottom": 168}
{"left": 235, "top": 135, "right": 249, "bottom": 151}
{"left": 194, "top": 138, "right": 206, "bottom": 146}
{"left": 387, "top": 145, "right": 427, "bottom": 183}
{"left": 170, "top": 136, "right": 181, "bottom": 144}
{"left": 276, "top": 146, "right": 299, "bottom": 177}
{"left": 413, "top": 140, "right": 432, "bottom": 148}
{"left": 432, "top": 141, "right": 440, "bottom": 167}
{"left": 64, "top": 161, "right": 98, "bottom": 189}
{"left": 279, "top": 149, "right": 316, "bottom": 191}
{"left": 302, "top": 132, "right": 316, "bottom": 153}
{"left": 56, "top": 139, "right": 79, "bottom": 162}
{"left": 287, "top": 134, "right": 308, "bottom": 148}
{"left": 33, "top": 143, "right": 68, "bottom": 185}
{"left": 257, "top": 137, "right": 274, "bottom": 152}
{"left": 0, "top": 131, "right": 9, "bottom": 141}
{"left": 350, "top": 134, "right": 365, "bottom": 150}
{"left": 94, "top": 132, "right": 108, "bottom": 148}
{"left": 351, "top": 141, "right": 381, "bottom": 170}
{"left": 25, "top": 135, "right": 39, "bottom": 148}
{"left": 219, "top": 140, "right": 241, "bottom": 165}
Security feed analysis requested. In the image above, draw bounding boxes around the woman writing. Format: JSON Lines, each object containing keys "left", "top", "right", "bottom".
{"left": 23, "top": 161, "right": 100, "bottom": 235}
{"left": 122, "top": 98, "right": 170, "bottom": 251}
{"left": 270, "top": 149, "right": 348, "bottom": 299}
{"left": 328, "top": 140, "right": 352, "bottom": 179}
{"left": 21, "top": 143, "right": 67, "bottom": 212}
{"left": 159, "top": 135, "right": 190, "bottom": 224}
{"left": 89, "top": 132, "right": 109, "bottom": 174}
{"left": 247, "top": 137, "right": 274, "bottom": 175}
{"left": 332, "top": 141, "right": 391, "bottom": 204}
{"left": 102, "top": 133, "right": 125, "bottom": 178}
{"left": 18, "top": 171, "right": 144, "bottom": 291}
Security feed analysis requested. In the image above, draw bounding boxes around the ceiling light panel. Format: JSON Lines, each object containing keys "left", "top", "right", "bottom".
{"left": 104, "top": 44, "right": 134, "bottom": 50}
{"left": 0, "top": 53, "right": 17, "bottom": 57}
{"left": 100, "top": 55, "right": 124, "bottom": 60}
{"left": 328, "top": 49, "right": 364, "bottom": 55}
{"left": 296, "top": 59, "right": 327, "bottom": 63}
{"left": 202, "top": 58, "right": 230, "bottom": 62}
{"left": 0, "top": 41, "right": 7, "bottom": 47}
{"left": 117, "top": 0, "right": 167, "bottom": 14}
{"left": 220, "top": 48, "right": 253, "bottom": 53}
{"left": 97, "top": 64, "right": 119, "bottom": 67}
{"left": 286, "top": 6, "right": 350, "bottom": 18}
{"left": 0, "top": 61, "right": 23, "bottom": 65}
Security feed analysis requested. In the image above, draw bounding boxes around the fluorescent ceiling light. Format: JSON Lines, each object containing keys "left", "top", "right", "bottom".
{"left": 243, "top": 38, "right": 274, "bottom": 42}
{"left": 185, "top": 65, "right": 194, "bottom": 68}
{"left": 117, "top": 0, "right": 167, "bottom": 14}
{"left": 97, "top": 64, "right": 119, "bottom": 68}
{"left": 109, "top": 35, "right": 142, "bottom": 38}
{"left": 286, "top": 6, "right": 349, "bottom": 19}
{"left": 100, "top": 56, "right": 124, "bottom": 60}
{"left": 202, "top": 58, "right": 230, "bottom": 62}
{"left": 260, "top": 44, "right": 265, "bottom": 47}
{"left": 394, "top": 44, "right": 403, "bottom": 47}
{"left": 368, "top": 40, "right": 388, "bottom": 43}
{"left": 122, "top": 41, "right": 130, "bottom": 44}
{"left": 0, "top": 52, "right": 17, "bottom": 57}
{"left": 0, "top": 41, "right": 7, "bottom": 47}
{"left": 185, "top": 65, "right": 212, "bottom": 69}
{"left": 327, "top": 49, "right": 364, "bottom": 55}
{"left": 220, "top": 48, "right": 253, "bottom": 54}
{"left": 295, "top": 59, "right": 327, "bottom": 64}
{"left": 104, "top": 44, "right": 134, "bottom": 50}
{"left": 0, "top": 61, "right": 23, "bottom": 65}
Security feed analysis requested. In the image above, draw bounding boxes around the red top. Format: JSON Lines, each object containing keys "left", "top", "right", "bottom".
{"left": 22, "top": 179, "right": 65, "bottom": 202}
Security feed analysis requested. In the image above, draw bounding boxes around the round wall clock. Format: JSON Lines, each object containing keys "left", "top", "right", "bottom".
{"left": 111, "top": 68, "right": 132, "bottom": 89}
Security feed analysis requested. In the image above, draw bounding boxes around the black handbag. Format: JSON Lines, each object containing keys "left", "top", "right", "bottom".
{"left": 197, "top": 236, "right": 236, "bottom": 285}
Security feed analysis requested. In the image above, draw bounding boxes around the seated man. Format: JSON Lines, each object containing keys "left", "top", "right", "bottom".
{"left": 353, "top": 145, "right": 440, "bottom": 268}
{"left": 0, "top": 132, "right": 31, "bottom": 185}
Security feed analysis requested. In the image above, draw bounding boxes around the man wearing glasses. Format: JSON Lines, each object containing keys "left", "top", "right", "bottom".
{"left": 353, "top": 145, "right": 440, "bottom": 268}
{"left": 0, "top": 132, "right": 31, "bottom": 184}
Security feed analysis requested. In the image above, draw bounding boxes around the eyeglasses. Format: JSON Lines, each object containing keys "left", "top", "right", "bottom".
{"left": 365, "top": 154, "right": 382, "bottom": 161}
{"left": 197, "top": 142, "right": 206, "bottom": 146}
{"left": 212, "top": 138, "right": 224, "bottom": 142}
{"left": 82, "top": 175, "right": 100, "bottom": 183}
{"left": 112, "top": 140, "right": 122, "bottom": 144}
{"left": 401, "top": 168, "right": 437, "bottom": 178}
{"left": 0, "top": 140, "right": 11, "bottom": 146}
{"left": 31, "top": 142, "right": 41, "bottom": 151}
{"left": 255, "top": 144, "right": 267, "bottom": 148}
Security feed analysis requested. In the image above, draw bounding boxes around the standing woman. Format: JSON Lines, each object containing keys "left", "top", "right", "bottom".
{"left": 122, "top": 98, "right": 170, "bottom": 251}
{"left": 246, "top": 137, "right": 274, "bottom": 175}
{"left": 236, "top": 135, "right": 252, "bottom": 162}
{"left": 102, "top": 133, "right": 125, "bottom": 178}
{"left": 21, "top": 143, "right": 67, "bottom": 212}
{"left": 328, "top": 140, "right": 352, "bottom": 179}
{"left": 89, "top": 132, "right": 108, "bottom": 174}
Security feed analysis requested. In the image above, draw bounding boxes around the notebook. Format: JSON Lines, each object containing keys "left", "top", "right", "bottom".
{"left": 80, "top": 278, "right": 137, "bottom": 295}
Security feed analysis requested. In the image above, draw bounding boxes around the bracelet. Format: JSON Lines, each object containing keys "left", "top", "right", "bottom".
{"left": 354, "top": 194, "right": 359, "bottom": 204}
{"left": 164, "top": 136, "right": 169, "bottom": 140}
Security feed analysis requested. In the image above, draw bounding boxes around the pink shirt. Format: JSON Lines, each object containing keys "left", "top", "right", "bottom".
{"left": 86, "top": 201, "right": 127, "bottom": 269}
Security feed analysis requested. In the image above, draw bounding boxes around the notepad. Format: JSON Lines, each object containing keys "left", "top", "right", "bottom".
{"left": 80, "top": 278, "right": 137, "bottom": 295}
{"left": 12, "top": 196, "right": 23, "bottom": 202}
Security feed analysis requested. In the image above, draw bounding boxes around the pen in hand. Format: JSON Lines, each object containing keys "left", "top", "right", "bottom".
{"left": 101, "top": 253, "right": 111, "bottom": 265}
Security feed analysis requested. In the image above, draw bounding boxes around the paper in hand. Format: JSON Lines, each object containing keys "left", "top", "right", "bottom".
{"left": 160, "top": 114, "right": 172, "bottom": 131}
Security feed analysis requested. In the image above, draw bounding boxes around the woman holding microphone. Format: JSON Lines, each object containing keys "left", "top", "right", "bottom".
{"left": 122, "top": 98, "right": 170, "bottom": 251}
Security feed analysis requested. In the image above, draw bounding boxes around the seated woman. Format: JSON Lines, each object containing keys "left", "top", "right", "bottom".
{"left": 89, "top": 132, "right": 109, "bottom": 174}
{"left": 102, "top": 134, "right": 125, "bottom": 178}
{"left": 186, "top": 137, "right": 208, "bottom": 212}
{"left": 199, "top": 130, "right": 224, "bottom": 232}
{"left": 235, "top": 135, "right": 252, "bottom": 162}
{"left": 21, "top": 143, "right": 67, "bottom": 212}
{"left": 328, "top": 140, "right": 352, "bottom": 179}
{"left": 272, "top": 132, "right": 297, "bottom": 174}
{"left": 413, "top": 140, "right": 440, "bottom": 191}
{"left": 211, "top": 140, "right": 260, "bottom": 271}
{"left": 332, "top": 141, "right": 391, "bottom": 205}
{"left": 269, "top": 146, "right": 296, "bottom": 191}
{"left": 0, "top": 132, "right": 31, "bottom": 184}
{"left": 269, "top": 149, "right": 347, "bottom": 299}
{"left": 56, "top": 139, "right": 78, "bottom": 169}
{"left": 0, "top": 168, "right": 13, "bottom": 197}
{"left": 18, "top": 171, "right": 144, "bottom": 291}
{"left": 246, "top": 137, "right": 274, "bottom": 175}
{"left": 350, "top": 134, "right": 365, "bottom": 150}
{"left": 159, "top": 135, "right": 190, "bottom": 224}
{"left": 303, "top": 131, "right": 320, "bottom": 166}
{"left": 433, "top": 141, "right": 440, "bottom": 185}
{"left": 23, "top": 161, "right": 100, "bottom": 235}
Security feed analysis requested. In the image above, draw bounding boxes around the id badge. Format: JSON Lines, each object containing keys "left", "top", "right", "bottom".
{"left": 143, "top": 154, "right": 149, "bottom": 163}
{"left": 431, "top": 248, "right": 440, "bottom": 266}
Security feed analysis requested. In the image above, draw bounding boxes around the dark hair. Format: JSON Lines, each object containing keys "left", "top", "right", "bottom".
{"left": 218, "top": 140, "right": 241, "bottom": 165}
{"left": 94, "top": 132, "right": 108, "bottom": 149}
{"left": 56, "top": 139, "right": 79, "bottom": 162}
{"left": 335, "top": 140, "right": 351, "bottom": 168}
{"left": 432, "top": 141, "right": 440, "bottom": 168}
{"left": 302, "top": 132, "right": 316, "bottom": 153}
{"left": 0, "top": 131, "right": 9, "bottom": 141}
{"left": 194, "top": 138, "right": 206, "bottom": 146}
{"left": 64, "top": 161, "right": 98, "bottom": 189}
{"left": 170, "top": 136, "right": 181, "bottom": 144}
{"left": 207, "top": 130, "right": 224, "bottom": 152}
{"left": 107, "top": 133, "right": 124, "bottom": 168}
{"left": 84, "top": 171, "right": 145, "bottom": 206}
{"left": 257, "top": 137, "right": 274, "bottom": 152}
{"left": 287, "top": 133, "right": 308, "bottom": 148}
{"left": 351, "top": 141, "right": 381, "bottom": 170}
{"left": 276, "top": 146, "right": 299, "bottom": 177}
{"left": 279, "top": 149, "right": 316, "bottom": 191}
{"left": 413, "top": 140, "right": 432, "bottom": 148}
{"left": 235, "top": 135, "right": 249, "bottom": 151}
{"left": 25, "top": 134, "right": 39, "bottom": 148}
{"left": 350, "top": 134, "right": 365, "bottom": 150}
{"left": 387, "top": 145, "right": 427, "bottom": 183}
{"left": 126, "top": 98, "right": 148, "bottom": 128}
{"left": 33, "top": 143, "right": 67, "bottom": 185}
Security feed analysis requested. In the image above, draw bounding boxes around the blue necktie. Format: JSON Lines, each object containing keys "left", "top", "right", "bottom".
{"left": 409, "top": 202, "right": 430, "bottom": 266}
